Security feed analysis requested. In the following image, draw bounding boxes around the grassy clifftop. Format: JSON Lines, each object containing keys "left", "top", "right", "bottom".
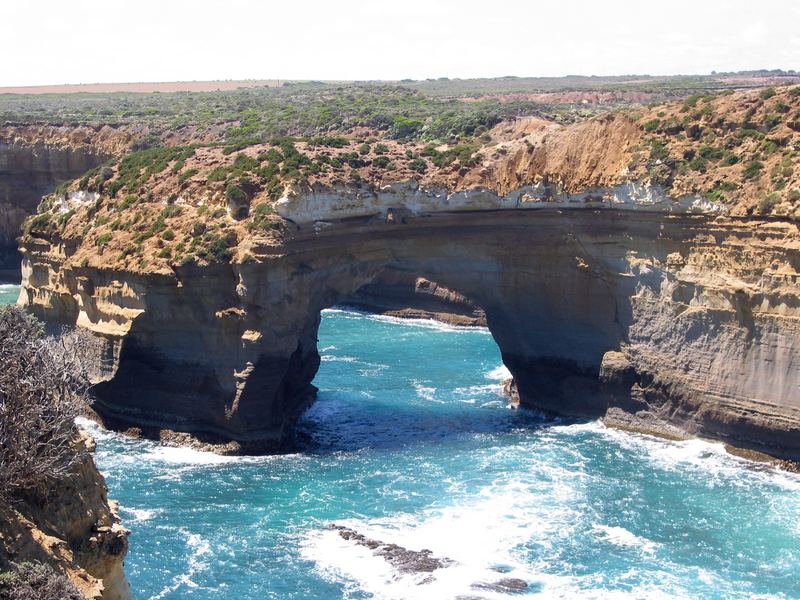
{"left": 18, "top": 84, "right": 800, "bottom": 273}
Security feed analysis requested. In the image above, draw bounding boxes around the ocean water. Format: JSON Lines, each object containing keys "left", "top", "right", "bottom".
{"left": 2, "top": 288, "right": 799, "bottom": 599}
{"left": 0, "top": 282, "right": 19, "bottom": 305}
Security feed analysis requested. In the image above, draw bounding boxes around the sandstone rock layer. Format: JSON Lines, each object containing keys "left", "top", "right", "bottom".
{"left": 20, "top": 208, "right": 800, "bottom": 459}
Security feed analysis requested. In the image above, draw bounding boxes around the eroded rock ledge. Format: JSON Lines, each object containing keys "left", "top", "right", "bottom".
{"left": 0, "top": 430, "right": 131, "bottom": 600}
{"left": 19, "top": 203, "right": 800, "bottom": 460}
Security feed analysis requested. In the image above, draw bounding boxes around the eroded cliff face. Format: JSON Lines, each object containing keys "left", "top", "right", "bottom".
{"left": 13, "top": 87, "right": 800, "bottom": 459}
{"left": 19, "top": 206, "right": 800, "bottom": 459}
{"left": 0, "top": 430, "right": 131, "bottom": 600}
{"left": 0, "top": 126, "right": 130, "bottom": 277}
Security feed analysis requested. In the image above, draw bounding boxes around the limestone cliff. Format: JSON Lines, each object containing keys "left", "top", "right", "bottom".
{"left": 0, "top": 430, "right": 131, "bottom": 600}
{"left": 0, "top": 125, "right": 131, "bottom": 277}
{"left": 13, "top": 86, "right": 800, "bottom": 460}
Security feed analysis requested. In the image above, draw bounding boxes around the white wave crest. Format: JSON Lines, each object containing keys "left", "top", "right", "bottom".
{"left": 592, "top": 524, "right": 658, "bottom": 555}
{"left": 484, "top": 364, "right": 511, "bottom": 381}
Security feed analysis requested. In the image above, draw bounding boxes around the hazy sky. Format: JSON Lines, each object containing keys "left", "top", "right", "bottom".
{"left": 3, "top": 0, "right": 799, "bottom": 86}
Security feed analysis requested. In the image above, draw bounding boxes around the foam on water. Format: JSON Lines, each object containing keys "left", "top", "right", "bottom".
{"left": 65, "top": 309, "right": 800, "bottom": 599}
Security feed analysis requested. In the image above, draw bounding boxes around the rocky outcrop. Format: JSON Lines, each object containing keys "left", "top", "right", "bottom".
{"left": 12, "top": 86, "right": 800, "bottom": 459}
{"left": 0, "top": 430, "right": 131, "bottom": 600}
{"left": 0, "top": 126, "right": 130, "bottom": 277}
{"left": 19, "top": 203, "right": 800, "bottom": 459}
{"left": 342, "top": 269, "right": 486, "bottom": 326}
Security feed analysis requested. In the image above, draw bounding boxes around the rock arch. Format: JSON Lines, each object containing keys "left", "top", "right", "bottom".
{"left": 20, "top": 209, "right": 800, "bottom": 458}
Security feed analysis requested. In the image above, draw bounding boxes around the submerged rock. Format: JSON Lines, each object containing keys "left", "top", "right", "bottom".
{"left": 328, "top": 524, "right": 455, "bottom": 574}
{"left": 472, "top": 577, "right": 529, "bottom": 593}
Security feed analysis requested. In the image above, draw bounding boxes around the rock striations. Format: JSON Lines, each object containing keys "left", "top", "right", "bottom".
{"left": 13, "top": 87, "right": 800, "bottom": 460}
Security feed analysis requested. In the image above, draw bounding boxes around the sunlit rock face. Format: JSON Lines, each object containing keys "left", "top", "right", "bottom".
{"left": 0, "top": 135, "right": 109, "bottom": 273}
{"left": 19, "top": 206, "right": 800, "bottom": 459}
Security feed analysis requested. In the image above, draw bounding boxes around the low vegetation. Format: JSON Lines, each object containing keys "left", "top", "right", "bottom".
{"left": 0, "top": 562, "right": 84, "bottom": 600}
{"left": 0, "top": 306, "right": 91, "bottom": 503}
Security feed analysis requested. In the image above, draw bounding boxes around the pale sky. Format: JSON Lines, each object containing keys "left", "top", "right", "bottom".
{"left": 2, "top": 0, "right": 799, "bottom": 86}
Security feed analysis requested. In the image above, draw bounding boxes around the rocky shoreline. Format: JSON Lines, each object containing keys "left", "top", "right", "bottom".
{"left": 0, "top": 429, "right": 131, "bottom": 600}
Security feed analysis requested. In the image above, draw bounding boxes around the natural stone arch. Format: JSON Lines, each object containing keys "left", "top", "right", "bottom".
{"left": 21, "top": 209, "right": 800, "bottom": 458}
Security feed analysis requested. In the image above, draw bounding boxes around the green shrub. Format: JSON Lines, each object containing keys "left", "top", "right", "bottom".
{"left": 758, "top": 192, "right": 778, "bottom": 213}
{"left": 642, "top": 118, "right": 661, "bottom": 132}
{"left": 372, "top": 156, "right": 391, "bottom": 168}
{"left": 698, "top": 145, "right": 724, "bottom": 161}
{"left": 226, "top": 184, "right": 247, "bottom": 204}
{"left": 722, "top": 152, "right": 739, "bottom": 166}
{"left": 178, "top": 168, "right": 198, "bottom": 184}
{"left": 23, "top": 213, "right": 55, "bottom": 237}
{"left": 207, "top": 167, "right": 228, "bottom": 182}
{"left": 161, "top": 205, "right": 183, "bottom": 219}
{"left": 358, "top": 143, "right": 371, "bottom": 155}
{"left": 408, "top": 157, "right": 427, "bottom": 173}
{"left": 95, "top": 232, "right": 113, "bottom": 247}
{"left": 759, "top": 87, "right": 776, "bottom": 100}
{"left": 161, "top": 228, "right": 175, "bottom": 241}
{"left": 742, "top": 161, "right": 764, "bottom": 180}
{"left": 374, "top": 143, "right": 390, "bottom": 155}
{"left": 232, "top": 153, "right": 260, "bottom": 174}
{"left": 688, "top": 157, "right": 708, "bottom": 172}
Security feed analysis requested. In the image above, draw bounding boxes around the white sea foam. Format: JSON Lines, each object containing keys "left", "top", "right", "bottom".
{"left": 150, "top": 529, "right": 211, "bottom": 600}
{"left": 302, "top": 476, "right": 585, "bottom": 600}
{"left": 411, "top": 380, "right": 439, "bottom": 402}
{"left": 591, "top": 524, "right": 658, "bottom": 555}
{"left": 484, "top": 364, "right": 511, "bottom": 381}
{"left": 122, "top": 507, "right": 162, "bottom": 523}
{"left": 76, "top": 417, "right": 283, "bottom": 468}
{"left": 321, "top": 354, "right": 358, "bottom": 363}
{"left": 557, "top": 420, "right": 800, "bottom": 492}
{"left": 323, "top": 307, "right": 490, "bottom": 334}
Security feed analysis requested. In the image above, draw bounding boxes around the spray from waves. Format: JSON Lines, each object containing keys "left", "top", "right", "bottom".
{"left": 150, "top": 529, "right": 212, "bottom": 600}
{"left": 301, "top": 476, "right": 585, "bottom": 600}
{"left": 321, "top": 354, "right": 358, "bottom": 363}
{"left": 591, "top": 524, "right": 658, "bottom": 555}
{"left": 75, "top": 417, "right": 296, "bottom": 469}
{"left": 484, "top": 364, "right": 511, "bottom": 382}
{"left": 554, "top": 420, "right": 800, "bottom": 492}
{"left": 122, "top": 507, "right": 163, "bottom": 524}
{"left": 411, "top": 380, "right": 439, "bottom": 403}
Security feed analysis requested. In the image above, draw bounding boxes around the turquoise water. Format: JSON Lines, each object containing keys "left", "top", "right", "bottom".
{"left": 0, "top": 283, "right": 19, "bottom": 305}
{"left": 3, "top": 287, "right": 799, "bottom": 599}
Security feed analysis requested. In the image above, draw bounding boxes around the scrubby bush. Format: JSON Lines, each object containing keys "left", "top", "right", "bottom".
{"left": 0, "top": 307, "right": 91, "bottom": 503}
{"left": 642, "top": 118, "right": 661, "bottom": 132}
{"left": 207, "top": 167, "right": 228, "bottom": 182}
{"left": 408, "top": 157, "right": 428, "bottom": 173}
{"left": 0, "top": 562, "right": 84, "bottom": 600}
{"left": 743, "top": 160, "right": 764, "bottom": 180}
{"left": 178, "top": 168, "right": 198, "bottom": 185}
{"left": 759, "top": 87, "right": 776, "bottom": 100}
{"left": 758, "top": 192, "right": 779, "bottom": 214}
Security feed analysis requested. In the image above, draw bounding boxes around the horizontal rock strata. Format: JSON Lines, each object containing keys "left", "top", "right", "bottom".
{"left": 19, "top": 207, "right": 800, "bottom": 459}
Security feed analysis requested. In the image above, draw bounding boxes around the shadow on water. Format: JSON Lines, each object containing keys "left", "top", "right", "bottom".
{"left": 290, "top": 394, "right": 580, "bottom": 455}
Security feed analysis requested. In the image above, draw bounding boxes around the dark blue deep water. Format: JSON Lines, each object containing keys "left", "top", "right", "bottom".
{"left": 3, "top": 288, "right": 799, "bottom": 599}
